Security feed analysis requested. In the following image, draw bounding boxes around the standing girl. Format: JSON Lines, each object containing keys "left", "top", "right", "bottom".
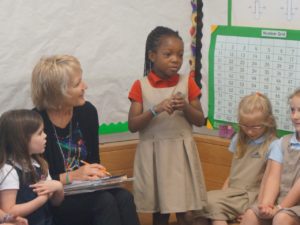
{"left": 194, "top": 93, "right": 277, "bottom": 225}
{"left": 0, "top": 110, "right": 64, "bottom": 225}
{"left": 128, "top": 26, "right": 207, "bottom": 225}
{"left": 240, "top": 88, "right": 300, "bottom": 225}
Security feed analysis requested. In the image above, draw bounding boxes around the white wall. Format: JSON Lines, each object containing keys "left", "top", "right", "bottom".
{"left": 0, "top": 0, "right": 192, "bottom": 126}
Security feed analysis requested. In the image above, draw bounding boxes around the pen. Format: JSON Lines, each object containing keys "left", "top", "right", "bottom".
{"left": 80, "top": 160, "right": 112, "bottom": 176}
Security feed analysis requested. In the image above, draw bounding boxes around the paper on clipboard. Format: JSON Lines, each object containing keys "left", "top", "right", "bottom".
{"left": 64, "top": 174, "right": 133, "bottom": 196}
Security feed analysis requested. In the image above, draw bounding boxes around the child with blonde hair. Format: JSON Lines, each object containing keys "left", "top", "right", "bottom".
{"left": 241, "top": 88, "right": 300, "bottom": 225}
{"left": 194, "top": 93, "right": 277, "bottom": 225}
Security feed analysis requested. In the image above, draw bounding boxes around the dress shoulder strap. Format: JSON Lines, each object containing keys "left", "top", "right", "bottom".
{"left": 0, "top": 164, "right": 14, "bottom": 185}
{"left": 281, "top": 134, "right": 293, "bottom": 152}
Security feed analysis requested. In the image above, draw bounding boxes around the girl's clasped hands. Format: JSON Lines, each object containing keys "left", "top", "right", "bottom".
{"left": 257, "top": 204, "right": 280, "bottom": 219}
{"left": 156, "top": 92, "right": 186, "bottom": 115}
{"left": 30, "top": 180, "right": 63, "bottom": 197}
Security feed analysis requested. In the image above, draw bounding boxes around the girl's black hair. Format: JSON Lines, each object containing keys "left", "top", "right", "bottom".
{"left": 143, "top": 26, "right": 183, "bottom": 76}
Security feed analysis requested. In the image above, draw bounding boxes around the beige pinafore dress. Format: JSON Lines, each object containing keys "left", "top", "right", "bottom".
{"left": 196, "top": 138, "right": 272, "bottom": 220}
{"left": 276, "top": 134, "right": 300, "bottom": 217}
{"left": 133, "top": 75, "right": 207, "bottom": 213}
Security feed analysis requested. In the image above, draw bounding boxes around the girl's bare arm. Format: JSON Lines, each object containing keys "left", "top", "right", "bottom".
{"left": 30, "top": 180, "right": 64, "bottom": 206}
{"left": 182, "top": 99, "right": 205, "bottom": 127}
{"left": 279, "top": 177, "right": 300, "bottom": 208}
{"left": 128, "top": 101, "right": 153, "bottom": 133}
{"left": 257, "top": 159, "right": 272, "bottom": 203}
{"left": 0, "top": 190, "right": 48, "bottom": 217}
{"left": 259, "top": 160, "right": 281, "bottom": 206}
{"left": 128, "top": 99, "right": 174, "bottom": 133}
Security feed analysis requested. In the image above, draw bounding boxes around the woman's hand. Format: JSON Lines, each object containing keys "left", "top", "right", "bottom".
{"left": 30, "top": 180, "right": 63, "bottom": 196}
{"left": 71, "top": 163, "right": 107, "bottom": 181}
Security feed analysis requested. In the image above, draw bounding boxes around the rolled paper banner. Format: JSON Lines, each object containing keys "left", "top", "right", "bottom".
{"left": 191, "top": 1, "right": 197, "bottom": 11}
{"left": 189, "top": 57, "right": 195, "bottom": 70}
{"left": 191, "top": 38, "right": 196, "bottom": 45}
{"left": 190, "top": 26, "right": 196, "bottom": 37}
{"left": 189, "top": 70, "right": 195, "bottom": 78}
{"left": 191, "top": 44, "right": 196, "bottom": 56}
{"left": 192, "top": 13, "right": 197, "bottom": 27}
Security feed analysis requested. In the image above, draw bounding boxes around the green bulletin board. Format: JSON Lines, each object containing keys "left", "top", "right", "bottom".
{"left": 208, "top": 25, "right": 299, "bottom": 136}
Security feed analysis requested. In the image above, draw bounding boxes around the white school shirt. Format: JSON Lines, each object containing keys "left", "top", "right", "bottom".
{"left": 0, "top": 160, "right": 51, "bottom": 190}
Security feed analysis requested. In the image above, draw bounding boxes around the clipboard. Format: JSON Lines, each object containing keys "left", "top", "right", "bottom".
{"left": 64, "top": 174, "right": 133, "bottom": 196}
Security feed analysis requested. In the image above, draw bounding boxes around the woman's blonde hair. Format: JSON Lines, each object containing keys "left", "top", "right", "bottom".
{"left": 31, "top": 55, "right": 82, "bottom": 110}
{"left": 236, "top": 92, "right": 277, "bottom": 158}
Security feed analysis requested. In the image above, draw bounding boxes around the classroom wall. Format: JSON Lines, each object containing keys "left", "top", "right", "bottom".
{"left": 202, "top": 0, "right": 300, "bottom": 133}
{"left": 0, "top": 0, "right": 192, "bottom": 127}
{"left": 201, "top": 0, "right": 228, "bottom": 116}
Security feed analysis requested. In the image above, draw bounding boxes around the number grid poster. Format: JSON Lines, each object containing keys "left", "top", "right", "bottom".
{"left": 208, "top": 25, "right": 300, "bottom": 136}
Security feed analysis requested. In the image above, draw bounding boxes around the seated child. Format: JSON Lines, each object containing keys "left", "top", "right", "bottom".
{"left": 0, "top": 110, "right": 64, "bottom": 225}
{"left": 194, "top": 93, "right": 277, "bottom": 225}
{"left": 240, "top": 88, "right": 300, "bottom": 225}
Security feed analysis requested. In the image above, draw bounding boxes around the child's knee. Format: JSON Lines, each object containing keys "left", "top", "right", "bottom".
{"left": 240, "top": 208, "right": 258, "bottom": 224}
{"left": 273, "top": 211, "right": 297, "bottom": 225}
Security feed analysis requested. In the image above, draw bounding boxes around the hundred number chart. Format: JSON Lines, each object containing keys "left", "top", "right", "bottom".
{"left": 208, "top": 26, "right": 300, "bottom": 135}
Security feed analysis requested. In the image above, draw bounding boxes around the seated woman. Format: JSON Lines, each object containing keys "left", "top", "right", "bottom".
{"left": 31, "top": 54, "right": 140, "bottom": 225}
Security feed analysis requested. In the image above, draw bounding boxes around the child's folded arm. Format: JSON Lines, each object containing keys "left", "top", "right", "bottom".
{"left": 0, "top": 189, "right": 48, "bottom": 217}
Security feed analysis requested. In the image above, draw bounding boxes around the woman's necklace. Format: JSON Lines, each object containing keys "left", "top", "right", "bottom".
{"left": 52, "top": 121, "right": 73, "bottom": 172}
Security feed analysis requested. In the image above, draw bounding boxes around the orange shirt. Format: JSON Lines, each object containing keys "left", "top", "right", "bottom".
{"left": 128, "top": 71, "right": 201, "bottom": 103}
